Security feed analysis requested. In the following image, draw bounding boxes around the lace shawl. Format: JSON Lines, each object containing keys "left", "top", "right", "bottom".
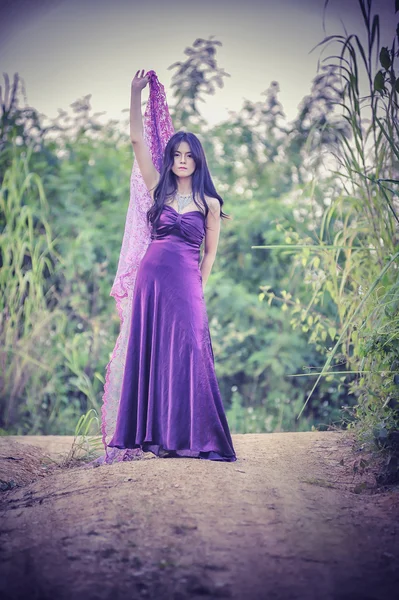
{"left": 92, "top": 70, "right": 174, "bottom": 465}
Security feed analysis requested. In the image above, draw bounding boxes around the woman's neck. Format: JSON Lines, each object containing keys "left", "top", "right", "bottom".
{"left": 176, "top": 177, "right": 193, "bottom": 195}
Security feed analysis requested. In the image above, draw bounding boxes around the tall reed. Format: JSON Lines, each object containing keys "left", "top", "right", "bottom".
{"left": 0, "top": 147, "right": 63, "bottom": 432}
{"left": 256, "top": 0, "right": 399, "bottom": 448}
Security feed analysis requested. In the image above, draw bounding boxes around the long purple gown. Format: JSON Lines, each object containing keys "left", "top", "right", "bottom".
{"left": 107, "top": 203, "right": 237, "bottom": 462}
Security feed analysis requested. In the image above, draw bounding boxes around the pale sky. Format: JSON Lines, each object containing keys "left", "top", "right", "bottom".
{"left": 0, "top": 0, "right": 395, "bottom": 130}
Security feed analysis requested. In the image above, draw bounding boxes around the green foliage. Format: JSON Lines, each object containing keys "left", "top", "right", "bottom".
{"left": 3, "top": 12, "right": 389, "bottom": 438}
{"left": 0, "top": 78, "right": 133, "bottom": 434}
{"left": 0, "top": 147, "right": 65, "bottom": 433}
{"left": 257, "top": 0, "right": 399, "bottom": 455}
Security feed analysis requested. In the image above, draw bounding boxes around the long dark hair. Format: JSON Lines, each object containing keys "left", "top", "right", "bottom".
{"left": 146, "top": 131, "right": 229, "bottom": 231}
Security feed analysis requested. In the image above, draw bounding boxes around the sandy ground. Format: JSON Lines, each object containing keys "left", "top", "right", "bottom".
{"left": 0, "top": 431, "right": 398, "bottom": 600}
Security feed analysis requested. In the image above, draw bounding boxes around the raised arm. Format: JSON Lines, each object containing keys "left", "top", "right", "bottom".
{"left": 130, "top": 70, "right": 160, "bottom": 197}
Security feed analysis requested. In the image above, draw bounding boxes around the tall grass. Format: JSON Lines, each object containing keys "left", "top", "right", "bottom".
{"left": 0, "top": 146, "right": 107, "bottom": 434}
{"left": 60, "top": 409, "right": 103, "bottom": 467}
{"left": 305, "top": 0, "right": 399, "bottom": 444}
{"left": 256, "top": 0, "right": 399, "bottom": 455}
{"left": 0, "top": 147, "right": 65, "bottom": 432}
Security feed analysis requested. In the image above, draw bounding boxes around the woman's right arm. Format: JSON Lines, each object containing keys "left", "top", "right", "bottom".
{"left": 130, "top": 70, "right": 159, "bottom": 196}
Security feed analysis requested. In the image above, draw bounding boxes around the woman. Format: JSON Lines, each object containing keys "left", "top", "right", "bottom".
{"left": 98, "top": 70, "right": 237, "bottom": 463}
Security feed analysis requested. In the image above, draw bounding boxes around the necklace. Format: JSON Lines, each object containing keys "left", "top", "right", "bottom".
{"left": 174, "top": 190, "right": 194, "bottom": 213}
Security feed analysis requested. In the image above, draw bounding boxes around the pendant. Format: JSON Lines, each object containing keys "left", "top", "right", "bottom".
{"left": 175, "top": 191, "right": 194, "bottom": 213}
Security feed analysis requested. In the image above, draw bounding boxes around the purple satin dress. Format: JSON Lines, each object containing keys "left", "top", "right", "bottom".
{"left": 108, "top": 204, "right": 237, "bottom": 462}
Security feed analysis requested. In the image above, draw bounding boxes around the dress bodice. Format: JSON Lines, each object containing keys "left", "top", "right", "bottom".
{"left": 151, "top": 204, "right": 206, "bottom": 247}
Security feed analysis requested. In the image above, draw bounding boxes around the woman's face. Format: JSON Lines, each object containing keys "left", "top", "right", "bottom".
{"left": 171, "top": 141, "right": 196, "bottom": 178}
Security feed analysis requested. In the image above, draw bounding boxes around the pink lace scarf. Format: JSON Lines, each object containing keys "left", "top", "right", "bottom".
{"left": 91, "top": 71, "right": 174, "bottom": 465}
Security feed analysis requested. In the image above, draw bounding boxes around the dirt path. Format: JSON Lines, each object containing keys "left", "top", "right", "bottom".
{"left": 1, "top": 431, "right": 398, "bottom": 600}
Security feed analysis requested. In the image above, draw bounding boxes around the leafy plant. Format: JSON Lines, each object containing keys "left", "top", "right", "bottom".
{"left": 256, "top": 0, "right": 399, "bottom": 466}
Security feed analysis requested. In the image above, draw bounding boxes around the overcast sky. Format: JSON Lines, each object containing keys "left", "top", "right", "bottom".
{"left": 0, "top": 0, "right": 395, "bottom": 130}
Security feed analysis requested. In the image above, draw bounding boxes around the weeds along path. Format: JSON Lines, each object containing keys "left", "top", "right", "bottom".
{"left": 1, "top": 431, "right": 398, "bottom": 600}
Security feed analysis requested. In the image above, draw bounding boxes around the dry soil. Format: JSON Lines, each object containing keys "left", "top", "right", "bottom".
{"left": 0, "top": 431, "right": 398, "bottom": 600}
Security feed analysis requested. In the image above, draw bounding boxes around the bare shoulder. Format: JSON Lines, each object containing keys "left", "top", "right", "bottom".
{"left": 204, "top": 195, "right": 221, "bottom": 218}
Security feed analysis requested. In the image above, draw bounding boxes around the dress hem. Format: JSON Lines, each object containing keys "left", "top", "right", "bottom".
{"left": 108, "top": 441, "right": 237, "bottom": 462}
